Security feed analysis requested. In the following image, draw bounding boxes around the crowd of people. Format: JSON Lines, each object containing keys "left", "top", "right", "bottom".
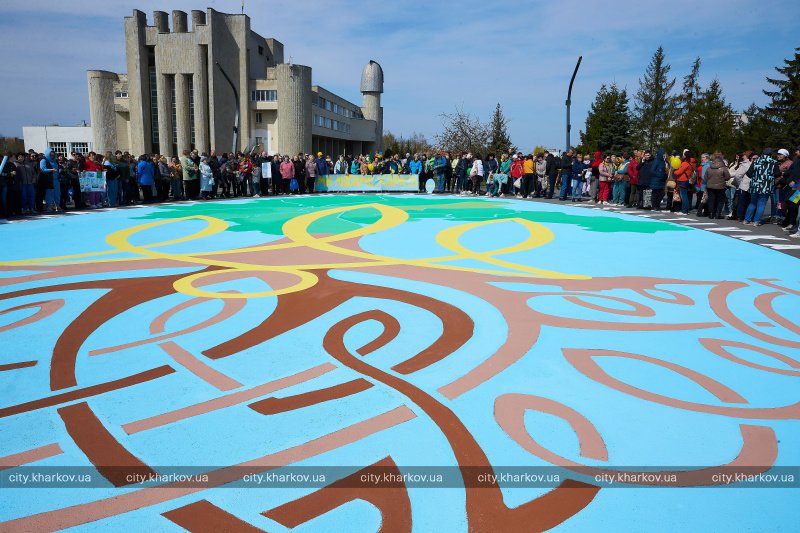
{"left": 1, "top": 145, "right": 799, "bottom": 237}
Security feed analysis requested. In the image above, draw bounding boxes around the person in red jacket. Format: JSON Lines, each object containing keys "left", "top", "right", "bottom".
{"left": 627, "top": 150, "right": 639, "bottom": 207}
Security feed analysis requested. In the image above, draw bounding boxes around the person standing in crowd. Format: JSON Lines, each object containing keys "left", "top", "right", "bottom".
{"left": 434, "top": 151, "right": 448, "bottom": 193}
{"left": 315, "top": 152, "right": 329, "bottom": 177}
{"left": 784, "top": 145, "right": 800, "bottom": 237}
{"left": 725, "top": 153, "right": 743, "bottom": 218}
{"left": 103, "top": 151, "right": 120, "bottom": 208}
{"left": 517, "top": 154, "right": 532, "bottom": 198}
{"left": 636, "top": 150, "right": 653, "bottom": 209}
{"left": 16, "top": 153, "right": 36, "bottom": 215}
{"left": 304, "top": 152, "right": 318, "bottom": 194}
{"left": 180, "top": 149, "right": 199, "bottom": 200}
{"left": 136, "top": 154, "right": 154, "bottom": 204}
{"left": 611, "top": 153, "right": 629, "bottom": 206}
{"left": 650, "top": 149, "right": 669, "bottom": 211}
{"left": 704, "top": 154, "right": 731, "bottom": 219}
{"left": 453, "top": 153, "right": 467, "bottom": 194}
{"left": 743, "top": 149, "right": 781, "bottom": 226}
{"left": 470, "top": 154, "right": 484, "bottom": 195}
{"left": 239, "top": 153, "right": 255, "bottom": 197}
{"left": 735, "top": 152, "right": 754, "bottom": 221}
{"left": 281, "top": 155, "right": 296, "bottom": 194}
{"left": 776, "top": 148, "right": 793, "bottom": 225}
{"left": 627, "top": 151, "right": 639, "bottom": 207}
{"left": 39, "top": 148, "right": 60, "bottom": 212}
{"left": 544, "top": 151, "right": 558, "bottom": 199}
{"left": 168, "top": 156, "right": 183, "bottom": 200}
{"left": 199, "top": 156, "right": 213, "bottom": 200}
{"left": 571, "top": 153, "right": 585, "bottom": 202}
{"left": 589, "top": 151, "right": 602, "bottom": 203}
{"left": 0, "top": 153, "right": 16, "bottom": 219}
{"left": 598, "top": 154, "right": 612, "bottom": 205}
{"left": 334, "top": 155, "right": 347, "bottom": 174}
{"left": 558, "top": 150, "right": 574, "bottom": 201}
{"left": 674, "top": 150, "right": 695, "bottom": 215}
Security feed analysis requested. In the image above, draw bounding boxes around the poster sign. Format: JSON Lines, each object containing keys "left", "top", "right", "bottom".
{"left": 314, "top": 174, "right": 419, "bottom": 192}
{"left": 79, "top": 171, "right": 107, "bottom": 192}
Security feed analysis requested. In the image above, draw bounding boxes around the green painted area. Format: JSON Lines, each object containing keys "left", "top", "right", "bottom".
{"left": 136, "top": 195, "right": 689, "bottom": 236}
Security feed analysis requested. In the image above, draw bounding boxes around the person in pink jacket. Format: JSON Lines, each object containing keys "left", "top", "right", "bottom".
{"left": 598, "top": 154, "right": 612, "bottom": 205}
{"left": 279, "top": 156, "right": 295, "bottom": 195}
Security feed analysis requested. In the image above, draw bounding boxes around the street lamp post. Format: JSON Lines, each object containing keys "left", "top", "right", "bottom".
{"left": 566, "top": 56, "right": 582, "bottom": 152}
{"left": 215, "top": 61, "right": 239, "bottom": 154}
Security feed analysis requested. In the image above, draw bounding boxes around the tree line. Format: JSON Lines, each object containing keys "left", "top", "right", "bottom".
{"left": 578, "top": 46, "right": 800, "bottom": 157}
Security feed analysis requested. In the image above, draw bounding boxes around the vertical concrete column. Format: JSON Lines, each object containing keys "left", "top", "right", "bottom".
{"left": 191, "top": 10, "right": 206, "bottom": 28}
{"left": 153, "top": 11, "right": 169, "bottom": 32}
{"left": 175, "top": 74, "right": 191, "bottom": 153}
{"left": 172, "top": 10, "right": 188, "bottom": 33}
{"left": 87, "top": 70, "right": 119, "bottom": 154}
{"left": 156, "top": 74, "right": 173, "bottom": 156}
{"left": 276, "top": 64, "right": 312, "bottom": 156}
{"left": 193, "top": 47, "right": 209, "bottom": 153}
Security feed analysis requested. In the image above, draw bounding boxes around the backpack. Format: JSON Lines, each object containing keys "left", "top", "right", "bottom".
{"left": 688, "top": 169, "right": 698, "bottom": 185}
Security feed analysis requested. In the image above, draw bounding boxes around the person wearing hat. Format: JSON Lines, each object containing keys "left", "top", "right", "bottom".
{"left": 775, "top": 148, "right": 793, "bottom": 224}
{"left": 316, "top": 152, "right": 329, "bottom": 176}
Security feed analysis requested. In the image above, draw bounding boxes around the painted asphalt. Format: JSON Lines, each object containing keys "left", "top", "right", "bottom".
{"left": 0, "top": 194, "right": 797, "bottom": 531}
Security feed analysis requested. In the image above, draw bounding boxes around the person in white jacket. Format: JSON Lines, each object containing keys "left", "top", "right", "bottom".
{"left": 731, "top": 153, "right": 752, "bottom": 221}
{"left": 470, "top": 155, "right": 484, "bottom": 196}
{"left": 199, "top": 156, "right": 213, "bottom": 200}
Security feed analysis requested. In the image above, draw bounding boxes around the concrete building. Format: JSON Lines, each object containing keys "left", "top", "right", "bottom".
{"left": 22, "top": 125, "right": 94, "bottom": 156}
{"left": 26, "top": 8, "right": 383, "bottom": 158}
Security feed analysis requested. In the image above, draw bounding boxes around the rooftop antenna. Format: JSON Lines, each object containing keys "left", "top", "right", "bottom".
{"left": 241, "top": 0, "right": 244, "bottom": 14}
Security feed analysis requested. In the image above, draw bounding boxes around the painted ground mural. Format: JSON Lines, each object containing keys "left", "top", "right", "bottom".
{"left": 0, "top": 194, "right": 798, "bottom": 531}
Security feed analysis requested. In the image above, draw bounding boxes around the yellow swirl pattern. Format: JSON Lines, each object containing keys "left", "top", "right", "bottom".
{"left": 2, "top": 204, "right": 588, "bottom": 298}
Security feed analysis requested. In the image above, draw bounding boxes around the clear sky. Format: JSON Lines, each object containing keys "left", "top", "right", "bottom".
{"left": 1, "top": 0, "right": 797, "bottom": 151}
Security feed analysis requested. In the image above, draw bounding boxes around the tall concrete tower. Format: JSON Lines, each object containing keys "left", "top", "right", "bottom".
{"left": 87, "top": 70, "right": 119, "bottom": 154}
{"left": 276, "top": 63, "right": 312, "bottom": 156}
{"left": 360, "top": 60, "right": 384, "bottom": 153}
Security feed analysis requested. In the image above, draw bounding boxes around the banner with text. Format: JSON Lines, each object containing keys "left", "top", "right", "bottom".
{"left": 314, "top": 174, "right": 419, "bottom": 192}
{"left": 79, "top": 171, "right": 107, "bottom": 193}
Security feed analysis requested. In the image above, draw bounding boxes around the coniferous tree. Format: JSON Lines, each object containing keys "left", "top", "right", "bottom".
{"left": 579, "top": 84, "right": 632, "bottom": 153}
{"left": 737, "top": 103, "right": 771, "bottom": 152}
{"left": 670, "top": 57, "right": 702, "bottom": 150}
{"left": 763, "top": 47, "right": 800, "bottom": 147}
{"left": 633, "top": 46, "right": 677, "bottom": 150}
{"left": 690, "top": 79, "right": 736, "bottom": 155}
{"left": 487, "top": 103, "right": 516, "bottom": 155}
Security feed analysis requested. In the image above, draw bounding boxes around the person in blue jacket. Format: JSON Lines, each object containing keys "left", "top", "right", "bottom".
{"left": 136, "top": 154, "right": 155, "bottom": 204}
{"left": 434, "top": 152, "right": 448, "bottom": 192}
{"left": 315, "top": 152, "right": 329, "bottom": 176}
{"left": 409, "top": 154, "right": 423, "bottom": 177}
{"left": 649, "top": 149, "right": 669, "bottom": 211}
{"left": 571, "top": 155, "right": 585, "bottom": 202}
{"left": 40, "top": 148, "right": 60, "bottom": 212}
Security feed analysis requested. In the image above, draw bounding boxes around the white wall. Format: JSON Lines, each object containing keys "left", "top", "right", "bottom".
{"left": 23, "top": 126, "right": 94, "bottom": 154}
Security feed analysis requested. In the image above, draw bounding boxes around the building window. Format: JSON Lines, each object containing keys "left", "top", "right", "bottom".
{"left": 255, "top": 136, "right": 263, "bottom": 146}
{"left": 48, "top": 142, "right": 67, "bottom": 156}
{"left": 170, "top": 75, "right": 177, "bottom": 145}
{"left": 255, "top": 112, "right": 263, "bottom": 124}
{"left": 149, "top": 65, "right": 159, "bottom": 148}
{"left": 114, "top": 90, "right": 128, "bottom": 98}
{"left": 70, "top": 142, "right": 89, "bottom": 155}
{"left": 250, "top": 90, "right": 277, "bottom": 102}
{"left": 258, "top": 45, "right": 264, "bottom": 55}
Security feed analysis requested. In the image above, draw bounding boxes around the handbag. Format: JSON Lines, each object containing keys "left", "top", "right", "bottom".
{"left": 513, "top": 177, "right": 521, "bottom": 188}
{"left": 672, "top": 189, "right": 681, "bottom": 203}
{"left": 289, "top": 178, "right": 299, "bottom": 192}
{"left": 666, "top": 179, "right": 676, "bottom": 189}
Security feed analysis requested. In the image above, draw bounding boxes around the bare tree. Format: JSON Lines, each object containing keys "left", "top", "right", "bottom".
{"left": 434, "top": 106, "right": 491, "bottom": 155}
